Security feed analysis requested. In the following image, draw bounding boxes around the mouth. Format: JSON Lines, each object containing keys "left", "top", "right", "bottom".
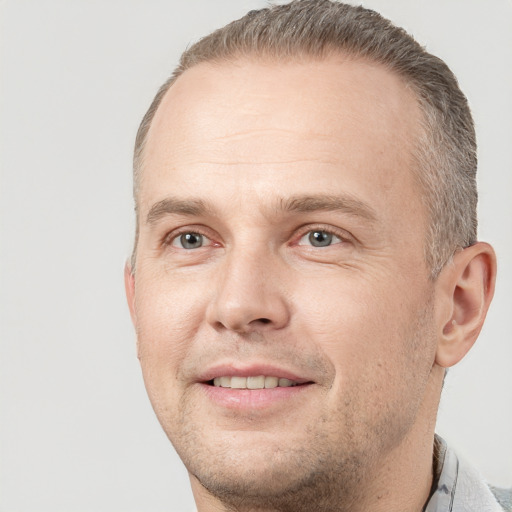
{"left": 208, "top": 375, "right": 303, "bottom": 389}
{"left": 198, "top": 365, "right": 315, "bottom": 409}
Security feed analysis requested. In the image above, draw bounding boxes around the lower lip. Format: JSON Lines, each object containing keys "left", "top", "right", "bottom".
{"left": 200, "top": 383, "right": 313, "bottom": 410}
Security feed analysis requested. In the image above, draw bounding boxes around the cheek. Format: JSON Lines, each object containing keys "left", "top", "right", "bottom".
{"left": 133, "top": 272, "right": 212, "bottom": 432}
{"left": 298, "top": 276, "right": 435, "bottom": 452}
{"left": 292, "top": 272, "right": 393, "bottom": 354}
{"left": 293, "top": 270, "right": 432, "bottom": 390}
{"left": 134, "top": 271, "right": 209, "bottom": 379}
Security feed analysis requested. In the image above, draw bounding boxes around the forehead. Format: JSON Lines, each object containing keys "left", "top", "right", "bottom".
{"left": 141, "top": 56, "right": 423, "bottom": 223}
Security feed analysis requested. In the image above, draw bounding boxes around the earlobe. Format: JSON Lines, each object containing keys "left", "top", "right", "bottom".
{"left": 124, "top": 261, "right": 137, "bottom": 327}
{"left": 435, "top": 242, "right": 496, "bottom": 368}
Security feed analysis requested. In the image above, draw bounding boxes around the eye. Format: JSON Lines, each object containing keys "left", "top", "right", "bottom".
{"left": 298, "top": 230, "right": 343, "bottom": 247}
{"left": 171, "top": 232, "right": 209, "bottom": 250}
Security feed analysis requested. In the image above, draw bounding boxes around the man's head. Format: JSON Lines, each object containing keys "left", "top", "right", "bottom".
{"left": 132, "top": 0, "right": 478, "bottom": 278}
{"left": 125, "top": 2, "right": 496, "bottom": 511}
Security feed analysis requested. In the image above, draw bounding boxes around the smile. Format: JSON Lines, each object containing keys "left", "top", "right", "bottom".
{"left": 200, "top": 367, "right": 315, "bottom": 409}
{"left": 212, "top": 376, "right": 299, "bottom": 389}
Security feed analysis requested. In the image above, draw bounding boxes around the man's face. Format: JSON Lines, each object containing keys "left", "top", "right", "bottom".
{"left": 127, "top": 57, "right": 440, "bottom": 503}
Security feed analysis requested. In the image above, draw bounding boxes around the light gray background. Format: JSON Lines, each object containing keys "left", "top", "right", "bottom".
{"left": 1, "top": 1, "right": 511, "bottom": 510}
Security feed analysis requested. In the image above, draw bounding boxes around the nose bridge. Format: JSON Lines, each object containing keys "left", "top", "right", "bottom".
{"left": 207, "top": 240, "right": 290, "bottom": 333}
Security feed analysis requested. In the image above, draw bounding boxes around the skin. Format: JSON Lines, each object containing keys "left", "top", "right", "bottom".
{"left": 125, "top": 56, "right": 496, "bottom": 512}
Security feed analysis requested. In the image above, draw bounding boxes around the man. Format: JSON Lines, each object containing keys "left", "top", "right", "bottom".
{"left": 124, "top": 1, "right": 510, "bottom": 510}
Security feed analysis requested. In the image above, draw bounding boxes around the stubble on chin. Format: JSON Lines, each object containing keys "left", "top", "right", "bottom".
{"left": 186, "top": 429, "right": 367, "bottom": 512}
{"left": 167, "top": 383, "right": 377, "bottom": 512}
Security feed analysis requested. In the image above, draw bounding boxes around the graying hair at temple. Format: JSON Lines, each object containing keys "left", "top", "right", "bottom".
{"left": 132, "top": 0, "right": 477, "bottom": 278}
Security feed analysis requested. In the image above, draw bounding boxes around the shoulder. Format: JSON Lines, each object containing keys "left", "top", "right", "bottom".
{"left": 489, "top": 486, "right": 512, "bottom": 512}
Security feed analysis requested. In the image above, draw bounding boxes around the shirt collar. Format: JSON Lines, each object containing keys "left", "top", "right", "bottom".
{"left": 424, "top": 435, "right": 503, "bottom": 512}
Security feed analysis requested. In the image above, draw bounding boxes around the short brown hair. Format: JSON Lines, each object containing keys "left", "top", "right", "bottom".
{"left": 132, "top": 0, "right": 478, "bottom": 277}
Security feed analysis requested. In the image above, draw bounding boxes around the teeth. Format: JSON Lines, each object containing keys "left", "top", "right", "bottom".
{"left": 265, "top": 376, "right": 278, "bottom": 389}
{"left": 230, "top": 376, "right": 246, "bottom": 389}
{"left": 219, "top": 376, "right": 231, "bottom": 388}
{"left": 212, "top": 376, "right": 299, "bottom": 389}
{"left": 247, "top": 376, "right": 265, "bottom": 389}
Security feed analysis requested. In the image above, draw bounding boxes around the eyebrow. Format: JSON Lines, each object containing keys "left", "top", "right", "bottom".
{"left": 145, "top": 193, "right": 377, "bottom": 225}
{"left": 280, "top": 194, "right": 378, "bottom": 222}
{"left": 146, "top": 198, "right": 213, "bottom": 224}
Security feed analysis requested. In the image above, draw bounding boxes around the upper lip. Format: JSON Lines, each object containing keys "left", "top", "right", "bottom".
{"left": 196, "top": 362, "right": 314, "bottom": 384}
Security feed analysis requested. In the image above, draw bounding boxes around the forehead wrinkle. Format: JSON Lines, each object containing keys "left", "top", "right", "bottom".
{"left": 210, "top": 126, "right": 323, "bottom": 143}
{"left": 170, "top": 158, "right": 340, "bottom": 167}
{"left": 211, "top": 127, "right": 295, "bottom": 140}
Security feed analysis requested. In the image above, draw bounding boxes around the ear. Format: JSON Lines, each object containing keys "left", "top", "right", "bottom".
{"left": 124, "top": 261, "right": 137, "bottom": 327}
{"left": 434, "top": 242, "right": 496, "bottom": 368}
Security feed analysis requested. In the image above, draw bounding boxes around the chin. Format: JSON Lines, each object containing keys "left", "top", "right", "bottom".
{"left": 177, "top": 429, "right": 311, "bottom": 491}
{"left": 190, "top": 454, "right": 328, "bottom": 508}
{"left": 185, "top": 430, "right": 304, "bottom": 485}
{"left": 187, "top": 442, "right": 362, "bottom": 512}
{"left": 174, "top": 422, "right": 364, "bottom": 512}
{"left": 196, "top": 462, "right": 298, "bottom": 498}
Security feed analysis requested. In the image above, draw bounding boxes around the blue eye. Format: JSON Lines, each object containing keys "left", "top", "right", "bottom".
{"left": 299, "top": 230, "right": 342, "bottom": 247}
{"left": 172, "top": 232, "right": 205, "bottom": 249}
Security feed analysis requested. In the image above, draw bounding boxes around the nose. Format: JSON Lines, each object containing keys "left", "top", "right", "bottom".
{"left": 206, "top": 246, "right": 291, "bottom": 334}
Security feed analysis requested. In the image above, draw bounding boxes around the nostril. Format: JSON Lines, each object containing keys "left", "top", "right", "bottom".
{"left": 257, "top": 318, "right": 271, "bottom": 324}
